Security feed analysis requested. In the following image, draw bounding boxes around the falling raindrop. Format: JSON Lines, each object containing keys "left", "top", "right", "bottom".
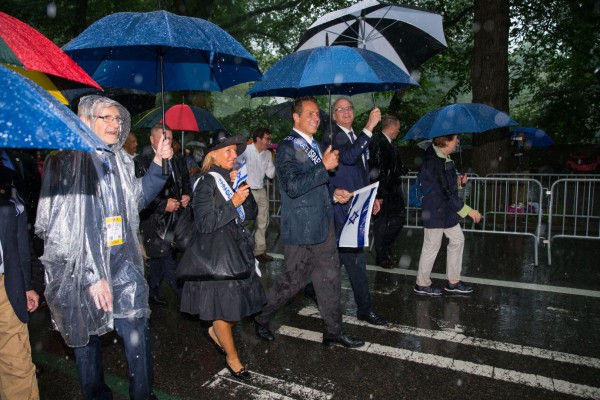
{"left": 472, "top": 22, "right": 481, "bottom": 33}
{"left": 47, "top": 2, "right": 57, "bottom": 18}
{"left": 134, "top": 74, "right": 144, "bottom": 85}
{"left": 399, "top": 254, "right": 411, "bottom": 268}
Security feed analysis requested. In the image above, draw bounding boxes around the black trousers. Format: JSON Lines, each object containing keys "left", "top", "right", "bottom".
{"left": 373, "top": 198, "right": 405, "bottom": 262}
{"left": 339, "top": 248, "right": 371, "bottom": 316}
{"left": 256, "top": 221, "right": 342, "bottom": 337}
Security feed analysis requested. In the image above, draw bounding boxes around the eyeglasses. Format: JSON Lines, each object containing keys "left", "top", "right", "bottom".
{"left": 334, "top": 106, "right": 354, "bottom": 113}
{"left": 96, "top": 115, "right": 123, "bottom": 123}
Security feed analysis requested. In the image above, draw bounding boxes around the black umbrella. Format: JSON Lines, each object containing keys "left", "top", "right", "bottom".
{"left": 295, "top": 0, "right": 447, "bottom": 74}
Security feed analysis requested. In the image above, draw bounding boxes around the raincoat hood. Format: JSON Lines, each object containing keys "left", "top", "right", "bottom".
{"left": 77, "top": 94, "right": 132, "bottom": 152}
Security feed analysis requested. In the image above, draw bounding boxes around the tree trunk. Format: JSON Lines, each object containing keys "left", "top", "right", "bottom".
{"left": 471, "top": 0, "right": 511, "bottom": 175}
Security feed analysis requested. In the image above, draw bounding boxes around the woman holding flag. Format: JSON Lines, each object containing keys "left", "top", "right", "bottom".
{"left": 179, "top": 130, "right": 266, "bottom": 381}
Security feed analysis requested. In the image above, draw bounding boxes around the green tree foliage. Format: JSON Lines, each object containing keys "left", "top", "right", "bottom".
{"left": 2, "top": 0, "right": 598, "bottom": 147}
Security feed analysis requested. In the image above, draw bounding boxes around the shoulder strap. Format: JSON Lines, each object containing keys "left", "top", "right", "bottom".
{"left": 207, "top": 172, "right": 245, "bottom": 222}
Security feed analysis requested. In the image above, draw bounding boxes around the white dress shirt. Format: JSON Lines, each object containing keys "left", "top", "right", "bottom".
{"left": 236, "top": 143, "right": 275, "bottom": 190}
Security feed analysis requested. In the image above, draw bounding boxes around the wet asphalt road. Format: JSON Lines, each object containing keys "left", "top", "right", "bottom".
{"left": 30, "top": 223, "right": 600, "bottom": 399}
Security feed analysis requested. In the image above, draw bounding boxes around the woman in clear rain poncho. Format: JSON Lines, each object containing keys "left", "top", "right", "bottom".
{"left": 35, "top": 95, "right": 172, "bottom": 400}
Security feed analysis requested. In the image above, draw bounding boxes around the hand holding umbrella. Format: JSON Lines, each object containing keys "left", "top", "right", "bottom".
{"left": 152, "top": 135, "right": 174, "bottom": 169}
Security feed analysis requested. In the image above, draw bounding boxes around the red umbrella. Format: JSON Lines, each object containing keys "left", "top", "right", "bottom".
{"left": 0, "top": 12, "right": 100, "bottom": 90}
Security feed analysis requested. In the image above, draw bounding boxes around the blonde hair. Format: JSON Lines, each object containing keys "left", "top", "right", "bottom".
{"left": 201, "top": 150, "right": 215, "bottom": 172}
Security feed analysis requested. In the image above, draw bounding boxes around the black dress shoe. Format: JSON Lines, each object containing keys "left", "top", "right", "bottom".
{"left": 149, "top": 294, "right": 168, "bottom": 306}
{"left": 253, "top": 318, "right": 275, "bottom": 341}
{"left": 225, "top": 364, "right": 251, "bottom": 382}
{"left": 357, "top": 311, "right": 389, "bottom": 326}
{"left": 322, "top": 332, "right": 365, "bottom": 348}
{"left": 303, "top": 283, "right": 318, "bottom": 306}
{"left": 255, "top": 253, "right": 274, "bottom": 263}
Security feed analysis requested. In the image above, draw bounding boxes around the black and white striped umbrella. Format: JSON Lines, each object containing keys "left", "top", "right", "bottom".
{"left": 296, "top": 0, "right": 447, "bottom": 75}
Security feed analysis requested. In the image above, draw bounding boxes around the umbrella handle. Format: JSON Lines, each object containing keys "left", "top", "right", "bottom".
{"left": 160, "top": 54, "right": 169, "bottom": 176}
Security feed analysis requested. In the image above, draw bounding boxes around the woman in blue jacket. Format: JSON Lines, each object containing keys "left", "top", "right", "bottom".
{"left": 414, "top": 134, "right": 481, "bottom": 296}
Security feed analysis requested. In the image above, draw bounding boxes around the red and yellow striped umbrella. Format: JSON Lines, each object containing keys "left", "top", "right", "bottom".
{"left": 0, "top": 11, "right": 101, "bottom": 102}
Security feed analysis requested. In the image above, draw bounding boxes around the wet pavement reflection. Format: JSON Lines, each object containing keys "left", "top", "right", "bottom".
{"left": 31, "top": 223, "right": 600, "bottom": 399}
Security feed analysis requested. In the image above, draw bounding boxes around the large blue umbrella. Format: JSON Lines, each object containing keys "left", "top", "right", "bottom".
{"left": 509, "top": 127, "right": 554, "bottom": 147}
{"left": 63, "top": 10, "right": 261, "bottom": 93}
{"left": 402, "top": 103, "right": 519, "bottom": 140}
{"left": 0, "top": 64, "right": 107, "bottom": 151}
{"left": 247, "top": 45, "right": 418, "bottom": 98}
{"left": 64, "top": 10, "right": 262, "bottom": 173}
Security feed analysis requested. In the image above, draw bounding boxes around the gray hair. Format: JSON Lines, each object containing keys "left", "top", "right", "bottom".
{"left": 77, "top": 95, "right": 132, "bottom": 148}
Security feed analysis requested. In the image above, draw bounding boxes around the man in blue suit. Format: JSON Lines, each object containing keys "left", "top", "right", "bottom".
{"left": 324, "top": 97, "right": 388, "bottom": 326}
{"left": 253, "top": 96, "right": 364, "bottom": 348}
{"left": 0, "top": 165, "right": 39, "bottom": 399}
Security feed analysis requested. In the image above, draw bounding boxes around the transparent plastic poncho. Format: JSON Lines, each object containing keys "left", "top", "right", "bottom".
{"left": 35, "top": 97, "right": 149, "bottom": 347}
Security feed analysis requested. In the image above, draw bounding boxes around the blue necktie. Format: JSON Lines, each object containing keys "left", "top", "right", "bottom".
{"left": 311, "top": 139, "right": 320, "bottom": 155}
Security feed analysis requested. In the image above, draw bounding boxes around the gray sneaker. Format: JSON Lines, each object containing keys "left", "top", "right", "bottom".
{"left": 414, "top": 284, "right": 443, "bottom": 296}
{"left": 444, "top": 281, "right": 474, "bottom": 293}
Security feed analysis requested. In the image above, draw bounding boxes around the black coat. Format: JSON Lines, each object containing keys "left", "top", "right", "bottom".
{"left": 4, "top": 150, "right": 41, "bottom": 225}
{"left": 368, "top": 133, "right": 408, "bottom": 207}
{"left": 0, "top": 182, "right": 32, "bottom": 323}
{"left": 420, "top": 146, "right": 465, "bottom": 229}
{"left": 137, "top": 152, "right": 192, "bottom": 257}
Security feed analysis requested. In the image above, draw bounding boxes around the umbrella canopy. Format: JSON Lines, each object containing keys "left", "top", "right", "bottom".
{"left": 2, "top": 64, "right": 91, "bottom": 105}
{"left": 295, "top": 0, "right": 447, "bottom": 74}
{"left": 63, "top": 10, "right": 262, "bottom": 93}
{"left": 0, "top": 64, "right": 108, "bottom": 152}
{"left": 247, "top": 45, "right": 418, "bottom": 98}
{"left": 134, "top": 104, "right": 224, "bottom": 132}
{"left": 0, "top": 12, "right": 101, "bottom": 103}
{"left": 267, "top": 101, "right": 329, "bottom": 122}
{"left": 402, "top": 103, "right": 519, "bottom": 140}
{"left": 509, "top": 127, "right": 554, "bottom": 147}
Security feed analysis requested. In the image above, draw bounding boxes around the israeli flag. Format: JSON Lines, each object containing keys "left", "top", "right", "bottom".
{"left": 338, "top": 182, "right": 379, "bottom": 248}
{"left": 232, "top": 160, "right": 248, "bottom": 191}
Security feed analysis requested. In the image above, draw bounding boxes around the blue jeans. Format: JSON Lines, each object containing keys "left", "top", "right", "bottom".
{"left": 73, "top": 317, "right": 154, "bottom": 400}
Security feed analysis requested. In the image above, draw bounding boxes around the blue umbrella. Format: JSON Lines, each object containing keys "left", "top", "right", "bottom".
{"left": 64, "top": 10, "right": 262, "bottom": 173}
{"left": 63, "top": 10, "right": 262, "bottom": 93}
{"left": 247, "top": 45, "right": 418, "bottom": 98}
{"left": 509, "top": 127, "right": 554, "bottom": 147}
{"left": 0, "top": 64, "right": 108, "bottom": 151}
{"left": 402, "top": 103, "right": 519, "bottom": 140}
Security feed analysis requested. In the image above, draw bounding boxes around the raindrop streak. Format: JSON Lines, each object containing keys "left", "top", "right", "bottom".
{"left": 47, "top": 2, "right": 57, "bottom": 18}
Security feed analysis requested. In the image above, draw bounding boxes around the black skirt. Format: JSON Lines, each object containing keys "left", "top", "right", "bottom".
{"left": 179, "top": 267, "right": 266, "bottom": 321}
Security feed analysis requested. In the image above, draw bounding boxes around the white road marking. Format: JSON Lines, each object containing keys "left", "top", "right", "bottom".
{"left": 203, "top": 368, "right": 333, "bottom": 400}
{"left": 269, "top": 253, "right": 600, "bottom": 298}
{"left": 277, "top": 325, "right": 600, "bottom": 399}
{"left": 298, "top": 306, "right": 600, "bottom": 369}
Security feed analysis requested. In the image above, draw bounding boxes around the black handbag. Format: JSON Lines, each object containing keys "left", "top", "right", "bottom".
{"left": 176, "top": 223, "right": 254, "bottom": 281}
{"left": 164, "top": 206, "right": 195, "bottom": 252}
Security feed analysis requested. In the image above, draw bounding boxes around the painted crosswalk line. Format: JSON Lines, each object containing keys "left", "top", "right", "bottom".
{"left": 298, "top": 306, "right": 600, "bottom": 369}
{"left": 277, "top": 325, "right": 600, "bottom": 399}
{"left": 203, "top": 368, "right": 333, "bottom": 400}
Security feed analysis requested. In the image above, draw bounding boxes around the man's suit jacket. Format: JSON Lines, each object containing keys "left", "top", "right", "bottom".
{"left": 0, "top": 185, "right": 32, "bottom": 323}
{"left": 369, "top": 133, "right": 407, "bottom": 205}
{"left": 325, "top": 125, "right": 371, "bottom": 233}
{"left": 276, "top": 130, "right": 332, "bottom": 245}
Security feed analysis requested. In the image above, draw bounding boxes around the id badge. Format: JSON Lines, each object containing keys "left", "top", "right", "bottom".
{"left": 106, "top": 216, "right": 123, "bottom": 246}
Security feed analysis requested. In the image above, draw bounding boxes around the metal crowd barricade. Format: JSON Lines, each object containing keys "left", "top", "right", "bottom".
{"left": 401, "top": 176, "right": 543, "bottom": 265}
{"left": 267, "top": 175, "right": 281, "bottom": 218}
{"left": 486, "top": 173, "right": 600, "bottom": 216}
{"left": 546, "top": 178, "right": 600, "bottom": 265}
